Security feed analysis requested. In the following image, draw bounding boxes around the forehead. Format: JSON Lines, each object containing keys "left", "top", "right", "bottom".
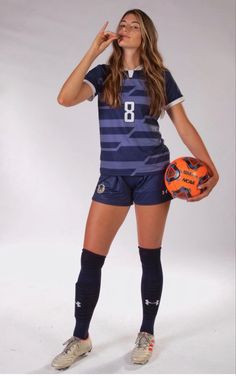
{"left": 120, "top": 13, "right": 140, "bottom": 23}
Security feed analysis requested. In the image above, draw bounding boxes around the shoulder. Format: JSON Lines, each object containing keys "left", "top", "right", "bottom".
{"left": 99, "top": 63, "right": 110, "bottom": 71}
{"left": 85, "top": 64, "right": 110, "bottom": 87}
{"left": 93, "top": 64, "right": 110, "bottom": 80}
{"left": 95, "top": 64, "right": 110, "bottom": 75}
{"left": 163, "top": 68, "right": 182, "bottom": 90}
{"left": 86, "top": 64, "right": 109, "bottom": 75}
{"left": 163, "top": 68, "right": 173, "bottom": 81}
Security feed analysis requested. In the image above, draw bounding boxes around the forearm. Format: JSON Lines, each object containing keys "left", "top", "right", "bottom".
{"left": 179, "top": 123, "right": 219, "bottom": 177}
{"left": 57, "top": 48, "right": 97, "bottom": 104}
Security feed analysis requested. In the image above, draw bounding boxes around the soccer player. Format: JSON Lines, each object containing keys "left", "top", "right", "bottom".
{"left": 51, "top": 9, "right": 219, "bottom": 369}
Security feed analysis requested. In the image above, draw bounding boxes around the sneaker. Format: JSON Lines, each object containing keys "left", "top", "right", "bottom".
{"left": 131, "top": 331, "right": 155, "bottom": 364}
{"left": 51, "top": 335, "right": 92, "bottom": 370}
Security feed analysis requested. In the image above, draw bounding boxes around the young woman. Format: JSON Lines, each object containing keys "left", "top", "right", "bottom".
{"left": 51, "top": 8, "right": 219, "bottom": 370}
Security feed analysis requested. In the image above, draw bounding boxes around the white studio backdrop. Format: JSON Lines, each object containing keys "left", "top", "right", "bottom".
{"left": 0, "top": 0, "right": 235, "bottom": 374}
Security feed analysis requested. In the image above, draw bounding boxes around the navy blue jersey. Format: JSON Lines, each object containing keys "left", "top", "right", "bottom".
{"left": 83, "top": 64, "right": 184, "bottom": 176}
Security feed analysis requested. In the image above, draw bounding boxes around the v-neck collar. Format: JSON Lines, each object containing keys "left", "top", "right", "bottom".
{"left": 124, "top": 65, "right": 143, "bottom": 78}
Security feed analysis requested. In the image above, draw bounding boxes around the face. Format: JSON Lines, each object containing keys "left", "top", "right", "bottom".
{"left": 117, "top": 13, "right": 142, "bottom": 49}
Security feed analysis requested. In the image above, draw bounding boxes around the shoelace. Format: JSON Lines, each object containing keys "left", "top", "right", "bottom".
{"left": 62, "top": 336, "right": 80, "bottom": 354}
{"left": 135, "top": 333, "right": 152, "bottom": 349}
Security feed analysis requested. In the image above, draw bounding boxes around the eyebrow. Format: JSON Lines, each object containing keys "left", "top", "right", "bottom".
{"left": 120, "top": 19, "right": 140, "bottom": 24}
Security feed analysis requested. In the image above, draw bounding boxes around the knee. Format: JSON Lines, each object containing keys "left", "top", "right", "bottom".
{"left": 81, "top": 248, "right": 106, "bottom": 270}
{"left": 138, "top": 240, "right": 162, "bottom": 249}
{"left": 138, "top": 246, "right": 162, "bottom": 267}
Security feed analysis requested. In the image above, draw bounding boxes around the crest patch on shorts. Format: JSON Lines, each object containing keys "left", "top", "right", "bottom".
{"left": 97, "top": 183, "right": 105, "bottom": 194}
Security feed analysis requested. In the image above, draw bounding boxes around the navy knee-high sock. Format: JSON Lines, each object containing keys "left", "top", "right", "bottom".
{"left": 73, "top": 248, "right": 106, "bottom": 339}
{"left": 139, "top": 246, "right": 163, "bottom": 335}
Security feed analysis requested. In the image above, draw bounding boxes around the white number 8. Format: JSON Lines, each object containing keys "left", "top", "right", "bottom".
{"left": 124, "top": 101, "right": 135, "bottom": 122}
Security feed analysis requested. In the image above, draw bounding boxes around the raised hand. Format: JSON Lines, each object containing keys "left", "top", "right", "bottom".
{"left": 89, "top": 21, "right": 118, "bottom": 57}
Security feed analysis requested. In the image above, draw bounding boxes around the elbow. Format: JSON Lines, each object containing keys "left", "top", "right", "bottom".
{"left": 57, "top": 95, "right": 71, "bottom": 107}
{"left": 57, "top": 95, "right": 63, "bottom": 105}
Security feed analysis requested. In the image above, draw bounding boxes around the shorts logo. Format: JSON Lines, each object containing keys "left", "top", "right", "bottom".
{"left": 97, "top": 183, "right": 105, "bottom": 194}
{"left": 162, "top": 189, "right": 168, "bottom": 195}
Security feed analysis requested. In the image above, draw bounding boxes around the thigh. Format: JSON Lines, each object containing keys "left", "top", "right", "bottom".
{"left": 133, "top": 173, "right": 173, "bottom": 205}
{"left": 135, "top": 201, "right": 171, "bottom": 249}
{"left": 83, "top": 201, "right": 131, "bottom": 256}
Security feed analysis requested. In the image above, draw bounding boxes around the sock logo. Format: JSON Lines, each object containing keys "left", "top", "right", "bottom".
{"left": 145, "top": 299, "right": 159, "bottom": 306}
{"left": 75, "top": 301, "right": 81, "bottom": 308}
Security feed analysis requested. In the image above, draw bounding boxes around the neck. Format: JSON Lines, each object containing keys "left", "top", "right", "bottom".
{"left": 122, "top": 49, "right": 141, "bottom": 69}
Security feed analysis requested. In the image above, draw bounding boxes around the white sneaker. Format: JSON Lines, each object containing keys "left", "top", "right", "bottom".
{"left": 51, "top": 336, "right": 92, "bottom": 370}
{"left": 131, "top": 331, "right": 155, "bottom": 364}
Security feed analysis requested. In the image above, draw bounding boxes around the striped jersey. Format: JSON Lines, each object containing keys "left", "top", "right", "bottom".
{"left": 83, "top": 64, "right": 184, "bottom": 176}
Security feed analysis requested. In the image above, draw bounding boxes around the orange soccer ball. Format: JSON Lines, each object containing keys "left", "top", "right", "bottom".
{"left": 164, "top": 156, "right": 210, "bottom": 200}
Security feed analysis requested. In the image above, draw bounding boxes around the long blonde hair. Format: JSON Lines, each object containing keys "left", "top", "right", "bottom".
{"left": 101, "top": 9, "right": 168, "bottom": 118}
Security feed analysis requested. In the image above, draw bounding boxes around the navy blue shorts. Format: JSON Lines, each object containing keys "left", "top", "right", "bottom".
{"left": 92, "top": 171, "right": 173, "bottom": 206}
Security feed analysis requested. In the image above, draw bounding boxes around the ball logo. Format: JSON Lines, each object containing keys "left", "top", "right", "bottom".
{"left": 183, "top": 170, "right": 195, "bottom": 177}
{"left": 182, "top": 177, "right": 194, "bottom": 185}
{"left": 97, "top": 183, "right": 105, "bottom": 194}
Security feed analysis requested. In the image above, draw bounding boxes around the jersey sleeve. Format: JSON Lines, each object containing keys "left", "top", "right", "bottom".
{"left": 164, "top": 69, "right": 185, "bottom": 110}
{"left": 83, "top": 64, "right": 107, "bottom": 101}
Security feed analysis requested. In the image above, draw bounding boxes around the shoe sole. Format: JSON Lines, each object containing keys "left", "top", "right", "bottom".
{"left": 132, "top": 359, "right": 149, "bottom": 365}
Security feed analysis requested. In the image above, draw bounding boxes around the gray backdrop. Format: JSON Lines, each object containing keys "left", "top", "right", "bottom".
{"left": 0, "top": 0, "right": 235, "bottom": 374}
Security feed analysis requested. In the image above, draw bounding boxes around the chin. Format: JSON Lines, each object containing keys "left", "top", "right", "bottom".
{"left": 118, "top": 39, "right": 136, "bottom": 47}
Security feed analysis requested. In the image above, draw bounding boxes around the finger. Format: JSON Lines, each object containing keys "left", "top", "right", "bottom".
{"left": 99, "top": 21, "right": 109, "bottom": 33}
{"left": 101, "top": 37, "right": 117, "bottom": 49}
{"left": 187, "top": 196, "right": 202, "bottom": 202}
{"left": 198, "top": 187, "right": 208, "bottom": 194}
{"left": 104, "top": 30, "right": 117, "bottom": 35}
{"left": 107, "top": 35, "right": 119, "bottom": 41}
{"left": 187, "top": 191, "right": 209, "bottom": 202}
{"left": 198, "top": 182, "right": 208, "bottom": 189}
{"left": 104, "top": 31, "right": 118, "bottom": 38}
{"left": 187, "top": 196, "right": 200, "bottom": 202}
{"left": 188, "top": 189, "right": 210, "bottom": 201}
{"left": 103, "top": 33, "right": 118, "bottom": 43}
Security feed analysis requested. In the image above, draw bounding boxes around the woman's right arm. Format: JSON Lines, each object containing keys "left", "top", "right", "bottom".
{"left": 57, "top": 21, "right": 118, "bottom": 107}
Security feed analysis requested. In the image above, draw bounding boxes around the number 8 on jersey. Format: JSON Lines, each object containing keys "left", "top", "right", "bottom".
{"left": 124, "top": 101, "right": 135, "bottom": 122}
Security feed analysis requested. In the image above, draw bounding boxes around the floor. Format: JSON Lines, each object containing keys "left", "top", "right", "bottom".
{"left": 0, "top": 243, "right": 235, "bottom": 374}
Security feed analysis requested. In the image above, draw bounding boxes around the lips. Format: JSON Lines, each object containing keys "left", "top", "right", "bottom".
{"left": 118, "top": 35, "right": 130, "bottom": 41}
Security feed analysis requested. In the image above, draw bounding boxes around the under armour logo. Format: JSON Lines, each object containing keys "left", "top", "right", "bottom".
{"left": 75, "top": 301, "right": 81, "bottom": 308}
{"left": 145, "top": 299, "right": 159, "bottom": 306}
{"left": 162, "top": 189, "right": 168, "bottom": 195}
{"left": 97, "top": 183, "right": 105, "bottom": 194}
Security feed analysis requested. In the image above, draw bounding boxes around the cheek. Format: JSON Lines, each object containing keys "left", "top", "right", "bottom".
{"left": 135, "top": 35, "right": 142, "bottom": 46}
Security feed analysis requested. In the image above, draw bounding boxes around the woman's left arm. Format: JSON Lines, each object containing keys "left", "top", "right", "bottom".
{"left": 166, "top": 103, "right": 219, "bottom": 202}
